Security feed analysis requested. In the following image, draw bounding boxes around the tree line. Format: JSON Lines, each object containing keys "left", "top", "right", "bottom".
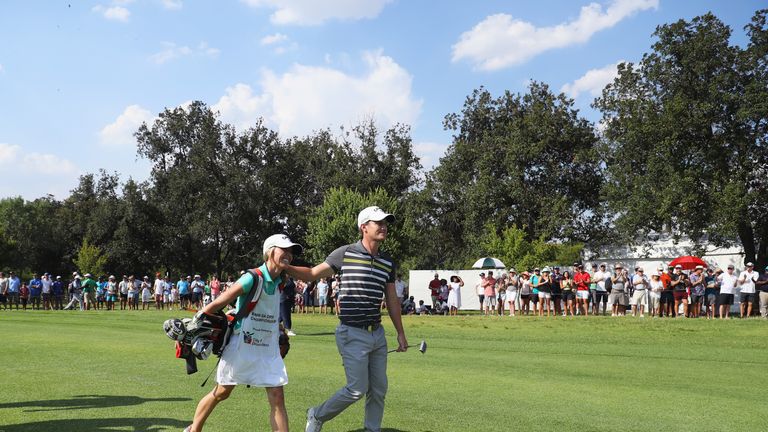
{"left": 1, "top": 10, "right": 766, "bottom": 278}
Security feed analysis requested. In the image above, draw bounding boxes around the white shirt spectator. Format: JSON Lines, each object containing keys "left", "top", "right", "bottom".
{"left": 395, "top": 279, "right": 407, "bottom": 298}
{"left": 738, "top": 270, "right": 758, "bottom": 294}
{"left": 154, "top": 278, "right": 165, "bottom": 296}
{"left": 718, "top": 273, "right": 738, "bottom": 294}
{"left": 41, "top": 277, "right": 52, "bottom": 294}
{"left": 317, "top": 280, "right": 329, "bottom": 298}
{"left": 593, "top": 270, "right": 609, "bottom": 291}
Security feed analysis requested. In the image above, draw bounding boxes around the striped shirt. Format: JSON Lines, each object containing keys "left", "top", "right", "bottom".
{"left": 325, "top": 241, "right": 396, "bottom": 326}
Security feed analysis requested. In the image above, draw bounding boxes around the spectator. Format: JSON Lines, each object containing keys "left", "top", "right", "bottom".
{"left": 96, "top": 275, "right": 107, "bottom": 310}
{"left": 0, "top": 271, "right": 7, "bottom": 310}
{"left": 560, "top": 271, "right": 576, "bottom": 316}
{"left": 704, "top": 268, "right": 719, "bottom": 319}
{"left": 141, "top": 276, "right": 152, "bottom": 310}
{"left": 717, "top": 265, "right": 737, "bottom": 319}
{"left": 119, "top": 275, "right": 129, "bottom": 310}
{"left": 574, "top": 264, "right": 591, "bottom": 316}
{"left": 537, "top": 268, "right": 552, "bottom": 317}
{"left": 659, "top": 266, "right": 674, "bottom": 317}
{"left": 429, "top": 273, "right": 441, "bottom": 309}
{"left": 609, "top": 265, "right": 628, "bottom": 316}
{"left": 530, "top": 268, "right": 540, "bottom": 312}
{"left": 757, "top": 265, "right": 768, "bottom": 319}
{"left": 416, "top": 299, "right": 429, "bottom": 315}
{"left": 592, "top": 264, "right": 609, "bottom": 316}
{"left": 447, "top": 275, "right": 463, "bottom": 316}
{"left": 170, "top": 282, "right": 179, "bottom": 310}
{"left": 280, "top": 277, "right": 296, "bottom": 336}
{"left": 332, "top": 276, "right": 341, "bottom": 315}
{"left": 438, "top": 278, "right": 449, "bottom": 309}
{"left": 495, "top": 274, "right": 507, "bottom": 316}
{"left": 519, "top": 272, "right": 532, "bottom": 315}
{"left": 82, "top": 273, "right": 97, "bottom": 311}
{"left": 7, "top": 271, "right": 21, "bottom": 310}
{"left": 177, "top": 276, "right": 190, "bottom": 310}
{"left": 28, "top": 273, "right": 42, "bottom": 310}
{"left": 737, "top": 262, "right": 758, "bottom": 318}
{"left": 154, "top": 274, "right": 165, "bottom": 310}
{"left": 210, "top": 275, "right": 221, "bottom": 303}
{"left": 506, "top": 269, "right": 519, "bottom": 317}
{"left": 52, "top": 276, "right": 65, "bottom": 310}
{"left": 303, "top": 280, "right": 316, "bottom": 313}
{"left": 648, "top": 272, "right": 663, "bottom": 317}
{"left": 395, "top": 274, "right": 407, "bottom": 304}
{"left": 191, "top": 275, "right": 205, "bottom": 309}
{"left": 475, "top": 273, "right": 485, "bottom": 313}
{"left": 317, "top": 277, "right": 330, "bottom": 314}
{"left": 688, "top": 266, "right": 706, "bottom": 318}
{"left": 630, "top": 268, "right": 648, "bottom": 317}
{"left": 402, "top": 296, "right": 416, "bottom": 315}
{"left": 19, "top": 282, "right": 29, "bottom": 310}
{"left": 588, "top": 263, "right": 599, "bottom": 314}
{"left": 482, "top": 271, "right": 497, "bottom": 316}
{"left": 670, "top": 264, "right": 688, "bottom": 317}
{"left": 105, "top": 275, "right": 117, "bottom": 311}
{"left": 64, "top": 274, "right": 83, "bottom": 310}
{"left": 550, "top": 266, "right": 563, "bottom": 316}
{"left": 41, "top": 273, "right": 53, "bottom": 310}
{"left": 127, "top": 275, "right": 138, "bottom": 310}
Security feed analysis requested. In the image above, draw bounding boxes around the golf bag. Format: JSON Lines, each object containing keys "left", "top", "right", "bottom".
{"left": 163, "top": 268, "right": 290, "bottom": 375}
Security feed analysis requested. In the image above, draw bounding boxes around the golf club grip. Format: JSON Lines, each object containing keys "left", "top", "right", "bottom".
{"left": 387, "top": 344, "right": 415, "bottom": 353}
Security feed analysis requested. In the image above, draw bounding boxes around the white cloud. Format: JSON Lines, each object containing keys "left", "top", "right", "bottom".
{"left": 414, "top": 141, "right": 449, "bottom": 171}
{"left": 149, "top": 41, "right": 220, "bottom": 64}
{"left": 92, "top": 5, "right": 131, "bottom": 22}
{"left": 260, "top": 33, "right": 289, "bottom": 46}
{"left": 242, "top": 0, "right": 392, "bottom": 25}
{"left": 161, "top": 0, "right": 183, "bottom": 10}
{"left": 0, "top": 143, "right": 80, "bottom": 199}
{"left": 99, "top": 104, "right": 155, "bottom": 147}
{"left": 212, "top": 51, "right": 422, "bottom": 138}
{"left": 561, "top": 61, "right": 624, "bottom": 99}
{"left": 0, "top": 64, "right": 4, "bottom": 73}
{"left": 452, "top": 0, "right": 657, "bottom": 70}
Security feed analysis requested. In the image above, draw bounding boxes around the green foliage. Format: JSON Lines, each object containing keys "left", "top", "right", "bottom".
{"left": 305, "top": 187, "right": 414, "bottom": 268}
{"left": 594, "top": 10, "right": 768, "bottom": 267}
{"left": 73, "top": 238, "right": 108, "bottom": 276}
{"left": 479, "top": 224, "right": 583, "bottom": 271}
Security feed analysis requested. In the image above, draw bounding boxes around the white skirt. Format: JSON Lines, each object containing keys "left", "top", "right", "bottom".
{"left": 216, "top": 332, "right": 288, "bottom": 387}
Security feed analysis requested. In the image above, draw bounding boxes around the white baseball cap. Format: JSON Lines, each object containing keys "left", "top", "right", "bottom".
{"left": 262, "top": 234, "right": 303, "bottom": 256}
{"left": 357, "top": 206, "right": 395, "bottom": 228}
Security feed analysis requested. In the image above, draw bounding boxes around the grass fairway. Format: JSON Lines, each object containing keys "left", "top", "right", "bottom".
{"left": 1, "top": 310, "right": 766, "bottom": 431}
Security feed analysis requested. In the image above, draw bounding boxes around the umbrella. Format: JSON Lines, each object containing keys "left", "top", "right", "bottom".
{"left": 472, "top": 257, "right": 506, "bottom": 269}
{"left": 668, "top": 256, "right": 708, "bottom": 271}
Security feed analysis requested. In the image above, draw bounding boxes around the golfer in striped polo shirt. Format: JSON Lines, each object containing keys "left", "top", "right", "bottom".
{"left": 285, "top": 206, "right": 408, "bottom": 432}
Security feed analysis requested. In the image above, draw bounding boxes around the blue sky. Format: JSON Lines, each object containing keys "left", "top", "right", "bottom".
{"left": 0, "top": 0, "right": 762, "bottom": 199}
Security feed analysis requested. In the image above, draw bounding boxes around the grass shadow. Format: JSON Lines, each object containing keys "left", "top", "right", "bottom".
{"left": 0, "top": 417, "right": 187, "bottom": 432}
{"left": 0, "top": 394, "right": 191, "bottom": 412}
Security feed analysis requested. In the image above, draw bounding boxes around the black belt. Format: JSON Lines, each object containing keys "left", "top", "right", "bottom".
{"left": 346, "top": 322, "right": 381, "bottom": 331}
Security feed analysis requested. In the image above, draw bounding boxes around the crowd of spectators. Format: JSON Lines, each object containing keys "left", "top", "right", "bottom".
{"left": 416, "top": 262, "right": 768, "bottom": 319}
{"left": 0, "top": 271, "right": 236, "bottom": 311}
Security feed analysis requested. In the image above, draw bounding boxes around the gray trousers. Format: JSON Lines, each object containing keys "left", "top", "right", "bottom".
{"left": 314, "top": 324, "right": 388, "bottom": 432}
{"left": 760, "top": 291, "right": 768, "bottom": 318}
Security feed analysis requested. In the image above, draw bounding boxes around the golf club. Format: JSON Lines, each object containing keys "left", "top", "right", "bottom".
{"left": 387, "top": 339, "right": 427, "bottom": 354}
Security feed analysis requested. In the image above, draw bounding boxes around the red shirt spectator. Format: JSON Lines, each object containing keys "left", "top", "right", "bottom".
{"left": 574, "top": 271, "right": 591, "bottom": 291}
{"left": 428, "top": 275, "right": 441, "bottom": 298}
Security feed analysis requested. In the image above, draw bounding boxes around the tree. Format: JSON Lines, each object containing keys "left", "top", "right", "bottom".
{"left": 73, "top": 238, "right": 108, "bottom": 276}
{"left": 594, "top": 10, "right": 768, "bottom": 268}
{"left": 424, "top": 82, "right": 604, "bottom": 267}
{"left": 479, "top": 224, "right": 583, "bottom": 271}
{"left": 304, "top": 187, "right": 417, "bottom": 271}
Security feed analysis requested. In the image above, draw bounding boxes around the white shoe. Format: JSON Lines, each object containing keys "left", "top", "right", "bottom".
{"left": 306, "top": 407, "right": 323, "bottom": 432}
{"left": 287, "top": 330, "right": 296, "bottom": 336}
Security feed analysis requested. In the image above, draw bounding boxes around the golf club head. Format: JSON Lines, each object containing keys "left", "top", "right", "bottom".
{"left": 418, "top": 340, "right": 427, "bottom": 354}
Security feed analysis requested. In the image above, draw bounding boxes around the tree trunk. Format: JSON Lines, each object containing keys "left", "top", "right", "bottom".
{"left": 736, "top": 215, "right": 756, "bottom": 267}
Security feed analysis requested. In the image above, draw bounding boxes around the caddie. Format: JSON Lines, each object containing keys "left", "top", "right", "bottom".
{"left": 184, "top": 234, "right": 302, "bottom": 432}
{"left": 284, "top": 206, "right": 408, "bottom": 432}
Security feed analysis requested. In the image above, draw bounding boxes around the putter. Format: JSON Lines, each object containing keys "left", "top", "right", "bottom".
{"left": 387, "top": 340, "right": 427, "bottom": 354}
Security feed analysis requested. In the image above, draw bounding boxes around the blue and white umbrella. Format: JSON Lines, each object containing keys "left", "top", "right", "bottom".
{"left": 471, "top": 257, "right": 506, "bottom": 269}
